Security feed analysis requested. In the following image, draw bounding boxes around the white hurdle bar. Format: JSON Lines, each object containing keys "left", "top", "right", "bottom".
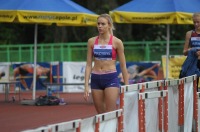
{"left": 21, "top": 126, "right": 51, "bottom": 132}
{"left": 138, "top": 90, "right": 168, "bottom": 100}
{"left": 48, "top": 119, "right": 81, "bottom": 132}
{"left": 143, "top": 80, "right": 163, "bottom": 90}
{"left": 120, "top": 80, "right": 163, "bottom": 93}
{"left": 95, "top": 109, "right": 123, "bottom": 132}
{"left": 22, "top": 119, "right": 81, "bottom": 132}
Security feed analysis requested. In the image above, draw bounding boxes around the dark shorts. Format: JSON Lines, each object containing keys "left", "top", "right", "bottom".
{"left": 91, "top": 72, "right": 120, "bottom": 90}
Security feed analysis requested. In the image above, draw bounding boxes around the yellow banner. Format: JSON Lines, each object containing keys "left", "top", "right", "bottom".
{"left": 176, "top": 12, "right": 193, "bottom": 24}
{"left": 0, "top": 10, "right": 98, "bottom": 26}
{"left": 162, "top": 55, "right": 186, "bottom": 79}
{"left": 0, "top": 11, "right": 16, "bottom": 22}
{"left": 110, "top": 11, "right": 193, "bottom": 24}
{"left": 18, "top": 12, "right": 97, "bottom": 25}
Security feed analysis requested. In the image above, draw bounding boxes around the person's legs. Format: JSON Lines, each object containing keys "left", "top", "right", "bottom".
{"left": 91, "top": 89, "right": 105, "bottom": 114}
{"left": 30, "top": 75, "right": 40, "bottom": 90}
{"left": 104, "top": 87, "right": 119, "bottom": 112}
{"left": 91, "top": 72, "right": 120, "bottom": 113}
{"left": 20, "top": 78, "right": 29, "bottom": 91}
{"left": 102, "top": 72, "right": 120, "bottom": 112}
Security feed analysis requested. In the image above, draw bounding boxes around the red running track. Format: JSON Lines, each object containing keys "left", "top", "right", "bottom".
{"left": 0, "top": 91, "right": 96, "bottom": 132}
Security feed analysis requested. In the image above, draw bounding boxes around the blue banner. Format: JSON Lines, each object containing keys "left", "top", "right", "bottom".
{"left": 116, "top": 62, "right": 160, "bottom": 84}
{"left": 12, "top": 62, "right": 63, "bottom": 91}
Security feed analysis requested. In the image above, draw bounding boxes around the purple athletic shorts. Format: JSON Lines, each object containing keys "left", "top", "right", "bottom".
{"left": 91, "top": 72, "right": 120, "bottom": 90}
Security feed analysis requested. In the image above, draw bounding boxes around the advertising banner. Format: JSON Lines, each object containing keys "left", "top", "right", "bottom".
{"left": 162, "top": 55, "right": 186, "bottom": 79}
{"left": 1, "top": 61, "right": 161, "bottom": 93}
{"left": 116, "top": 61, "right": 160, "bottom": 85}
{"left": 62, "top": 62, "right": 86, "bottom": 92}
{"left": 62, "top": 61, "right": 160, "bottom": 92}
{"left": 12, "top": 62, "right": 62, "bottom": 91}
{"left": 0, "top": 63, "right": 10, "bottom": 93}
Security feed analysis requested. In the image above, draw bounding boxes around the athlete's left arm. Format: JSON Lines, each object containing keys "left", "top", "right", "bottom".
{"left": 115, "top": 37, "right": 129, "bottom": 85}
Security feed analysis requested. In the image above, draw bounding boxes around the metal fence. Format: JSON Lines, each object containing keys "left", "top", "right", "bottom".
{"left": 0, "top": 40, "right": 184, "bottom": 62}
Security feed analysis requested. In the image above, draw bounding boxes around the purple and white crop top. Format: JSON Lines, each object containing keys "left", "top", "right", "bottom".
{"left": 93, "top": 35, "right": 117, "bottom": 60}
{"left": 189, "top": 30, "right": 200, "bottom": 48}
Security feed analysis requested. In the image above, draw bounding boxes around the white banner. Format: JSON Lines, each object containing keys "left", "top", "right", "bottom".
{"left": 62, "top": 62, "right": 87, "bottom": 92}
{"left": 0, "top": 62, "right": 10, "bottom": 93}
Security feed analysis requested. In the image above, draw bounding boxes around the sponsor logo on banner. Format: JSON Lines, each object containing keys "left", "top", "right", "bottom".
{"left": 63, "top": 62, "right": 87, "bottom": 92}
{"left": 73, "top": 66, "right": 85, "bottom": 81}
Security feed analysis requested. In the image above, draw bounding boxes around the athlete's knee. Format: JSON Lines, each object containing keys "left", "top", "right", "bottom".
{"left": 94, "top": 102, "right": 105, "bottom": 114}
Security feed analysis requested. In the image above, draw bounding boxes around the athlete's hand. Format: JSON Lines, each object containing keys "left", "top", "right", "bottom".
{"left": 84, "top": 87, "right": 90, "bottom": 101}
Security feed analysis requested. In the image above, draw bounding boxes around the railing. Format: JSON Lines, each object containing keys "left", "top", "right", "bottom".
{"left": 0, "top": 40, "right": 184, "bottom": 62}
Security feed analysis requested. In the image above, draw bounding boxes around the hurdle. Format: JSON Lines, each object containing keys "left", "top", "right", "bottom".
{"left": 120, "top": 83, "right": 141, "bottom": 131}
{"left": 95, "top": 109, "right": 123, "bottom": 132}
{"left": 165, "top": 75, "right": 198, "bottom": 132}
{"left": 21, "top": 125, "right": 51, "bottom": 132}
{"left": 21, "top": 119, "right": 81, "bottom": 132}
{"left": 138, "top": 90, "right": 168, "bottom": 132}
{"left": 164, "top": 78, "right": 181, "bottom": 132}
{"left": 19, "top": 74, "right": 200, "bottom": 132}
{"left": 48, "top": 119, "right": 81, "bottom": 132}
{"left": 138, "top": 81, "right": 165, "bottom": 132}
{"left": 132, "top": 80, "right": 165, "bottom": 132}
{"left": 119, "top": 80, "right": 167, "bottom": 132}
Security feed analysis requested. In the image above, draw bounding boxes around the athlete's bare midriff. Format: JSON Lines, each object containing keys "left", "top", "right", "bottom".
{"left": 92, "top": 59, "right": 116, "bottom": 72}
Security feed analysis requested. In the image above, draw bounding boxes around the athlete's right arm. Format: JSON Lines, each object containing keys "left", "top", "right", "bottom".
{"left": 84, "top": 38, "right": 94, "bottom": 101}
{"left": 183, "top": 31, "right": 192, "bottom": 56}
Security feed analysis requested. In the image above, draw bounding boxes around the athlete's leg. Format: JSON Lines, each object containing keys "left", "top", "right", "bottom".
{"left": 30, "top": 75, "right": 40, "bottom": 90}
{"left": 104, "top": 87, "right": 119, "bottom": 112}
{"left": 20, "top": 78, "right": 29, "bottom": 90}
{"left": 91, "top": 89, "right": 105, "bottom": 114}
{"left": 102, "top": 72, "right": 120, "bottom": 112}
